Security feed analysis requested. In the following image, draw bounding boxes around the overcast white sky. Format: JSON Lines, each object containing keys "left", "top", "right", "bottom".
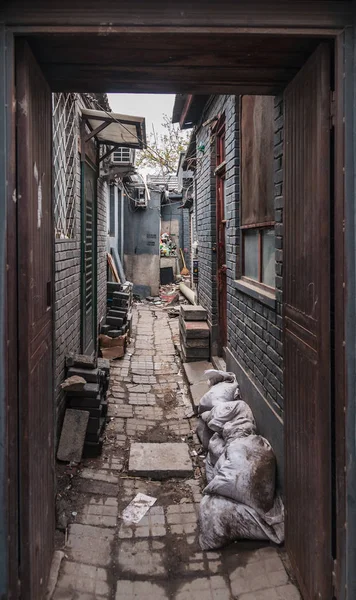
{"left": 107, "top": 93, "right": 176, "bottom": 138}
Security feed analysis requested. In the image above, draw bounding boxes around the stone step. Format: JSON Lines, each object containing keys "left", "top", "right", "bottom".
{"left": 183, "top": 360, "right": 213, "bottom": 385}
{"left": 180, "top": 304, "right": 208, "bottom": 321}
{"left": 180, "top": 319, "right": 210, "bottom": 339}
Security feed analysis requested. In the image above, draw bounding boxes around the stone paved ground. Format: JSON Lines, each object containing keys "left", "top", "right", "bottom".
{"left": 53, "top": 304, "right": 301, "bottom": 600}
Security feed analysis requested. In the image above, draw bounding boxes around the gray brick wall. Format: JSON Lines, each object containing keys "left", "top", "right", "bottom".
{"left": 54, "top": 94, "right": 109, "bottom": 436}
{"left": 194, "top": 94, "right": 284, "bottom": 415}
{"left": 195, "top": 96, "right": 234, "bottom": 329}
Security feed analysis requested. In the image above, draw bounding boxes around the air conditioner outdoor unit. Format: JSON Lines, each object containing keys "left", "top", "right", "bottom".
{"left": 111, "top": 147, "right": 135, "bottom": 165}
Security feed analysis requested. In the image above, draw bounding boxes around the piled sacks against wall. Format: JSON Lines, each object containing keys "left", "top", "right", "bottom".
{"left": 196, "top": 370, "right": 284, "bottom": 550}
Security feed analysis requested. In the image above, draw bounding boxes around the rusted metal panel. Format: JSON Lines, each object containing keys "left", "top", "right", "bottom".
{"left": 16, "top": 40, "right": 54, "bottom": 600}
{"left": 2, "top": 1, "right": 352, "bottom": 28}
{"left": 284, "top": 44, "right": 332, "bottom": 600}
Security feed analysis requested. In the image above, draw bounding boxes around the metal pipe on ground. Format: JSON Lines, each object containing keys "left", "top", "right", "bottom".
{"left": 179, "top": 282, "right": 196, "bottom": 305}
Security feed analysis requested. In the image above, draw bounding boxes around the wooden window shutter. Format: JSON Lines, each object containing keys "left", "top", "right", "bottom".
{"left": 241, "top": 96, "right": 274, "bottom": 226}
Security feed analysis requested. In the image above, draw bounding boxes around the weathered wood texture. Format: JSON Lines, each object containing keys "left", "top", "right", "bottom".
{"left": 241, "top": 96, "right": 274, "bottom": 226}
{"left": 22, "top": 33, "right": 323, "bottom": 93}
{"left": 2, "top": 1, "right": 352, "bottom": 28}
{"left": 284, "top": 43, "right": 332, "bottom": 600}
{"left": 16, "top": 40, "right": 55, "bottom": 600}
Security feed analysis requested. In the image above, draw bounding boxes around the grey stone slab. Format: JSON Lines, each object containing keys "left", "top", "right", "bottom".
{"left": 66, "top": 383, "right": 100, "bottom": 398}
{"left": 66, "top": 353, "right": 97, "bottom": 369}
{"left": 57, "top": 409, "right": 89, "bottom": 463}
{"left": 66, "top": 523, "right": 114, "bottom": 566}
{"left": 180, "top": 305, "right": 208, "bottom": 321}
{"left": 128, "top": 443, "right": 193, "bottom": 479}
{"left": 182, "top": 347, "right": 210, "bottom": 359}
{"left": 106, "top": 316, "right": 124, "bottom": 327}
{"left": 190, "top": 382, "right": 210, "bottom": 412}
{"left": 67, "top": 367, "right": 99, "bottom": 383}
{"left": 180, "top": 319, "right": 210, "bottom": 338}
{"left": 181, "top": 334, "right": 209, "bottom": 349}
{"left": 97, "top": 357, "right": 110, "bottom": 375}
{"left": 183, "top": 361, "right": 213, "bottom": 385}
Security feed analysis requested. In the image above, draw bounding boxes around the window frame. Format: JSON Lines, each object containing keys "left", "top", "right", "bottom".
{"left": 241, "top": 224, "right": 275, "bottom": 292}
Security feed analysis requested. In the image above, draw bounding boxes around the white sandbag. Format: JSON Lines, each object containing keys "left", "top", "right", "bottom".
{"left": 198, "top": 373, "right": 240, "bottom": 415}
{"left": 205, "top": 369, "right": 236, "bottom": 387}
{"left": 206, "top": 400, "right": 256, "bottom": 436}
{"left": 264, "top": 494, "right": 285, "bottom": 544}
{"left": 204, "top": 435, "right": 276, "bottom": 514}
{"left": 208, "top": 433, "right": 226, "bottom": 466}
{"left": 222, "top": 418, "right": 257, "bottom": 441}
{"left": 196, "top": 417, "right": 214, "bottom": 450}
{"left": 205, "top": 454, "right": 215, "bottom": 483}
{"left": 199, "top": 494, "right": 283, "bottom": 550}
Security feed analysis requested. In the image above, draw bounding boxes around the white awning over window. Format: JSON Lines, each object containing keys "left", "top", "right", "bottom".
{"left": 81, "top": 108, "right": 146, "bottom": 149}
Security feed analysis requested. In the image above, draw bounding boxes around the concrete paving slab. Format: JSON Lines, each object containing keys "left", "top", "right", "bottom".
{"left": 67, "top": 523, "right": 114, "bottom": 566}
{"left": 128, "top": 443, "right": 193, "bottom": 479}
{"left": 57, "top": 409, "right": 89, "bottom": 462}
{"left": 183, "top": 361, "right": 213, "bottom": 385}
{"left": 190, "top": 382, "right": 210, "bottom": 413}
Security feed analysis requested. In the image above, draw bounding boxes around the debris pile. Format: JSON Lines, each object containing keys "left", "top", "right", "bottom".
{"left": 195, "top": 369, "right": 284, "bottom": 550}
{"left": 99, "top": 281, "right": 133, "bottom": 359}
{"left": 160, "top": 232, "right": 177, "bottom": 256}
{"left": 57, "top": 354, "right": 110, "bottom": 460}
{"left": 180, "top": 305, "right": 210, "bottom": 362}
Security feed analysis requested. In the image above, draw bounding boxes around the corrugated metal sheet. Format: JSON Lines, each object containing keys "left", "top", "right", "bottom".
{"left": 16, "top": 40, "right": 54, "bottom": 600}
{"left": 284, "top": 44, "right": 332, "bottom": 600}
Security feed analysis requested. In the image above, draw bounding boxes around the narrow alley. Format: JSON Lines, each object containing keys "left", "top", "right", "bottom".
{"left": 52, "top": 304, "right": 300, "bottom": 600}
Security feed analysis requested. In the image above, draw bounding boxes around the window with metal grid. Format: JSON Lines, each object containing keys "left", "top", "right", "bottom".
{"left": 52, "top": 93, "right": 78, "bottom": 239}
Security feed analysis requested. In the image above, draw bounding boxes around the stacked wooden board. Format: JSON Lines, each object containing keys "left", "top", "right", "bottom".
{"left": 179, "top": 305, "right": 210, "bottom": 362}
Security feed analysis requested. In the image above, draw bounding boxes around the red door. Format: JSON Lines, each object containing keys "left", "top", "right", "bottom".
{"left": 16, "top": 40, "right": 55, "bottom": 599}
{"left": 284, "top": 44, "right": 333, "bottom": 600}
{"left": 216, "top": 116, "right": 227, "bottom": 352}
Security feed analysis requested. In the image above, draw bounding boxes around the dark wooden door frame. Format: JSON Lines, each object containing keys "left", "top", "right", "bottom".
{"left": 15, "top": 39, "right": 55, "bottom": 600}
{"left": 332, "top": 31, "right": 347, "bottom": 600}
{"left": 215, "top": 114, "right": 227, "bottom": 354}
{"left": 0, "top": 21, "right": 349, "bottom": 600}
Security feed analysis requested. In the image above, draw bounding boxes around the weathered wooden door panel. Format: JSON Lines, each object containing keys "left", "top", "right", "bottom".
{"left": 16, "top": 40, "right": 54, "bottom": 599}
{"left": 284, "top": 44, "right": 332, "bottom": 600}
{"left": 81, "top": 160, "right": 97, "bottom": 354}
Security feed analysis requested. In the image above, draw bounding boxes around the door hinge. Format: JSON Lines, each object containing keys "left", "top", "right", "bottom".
{"left": 330, "top": 90, "right": 336, "bottom": 128}
{"left": 332, "top": 558, "right": 337, "bottom": 598}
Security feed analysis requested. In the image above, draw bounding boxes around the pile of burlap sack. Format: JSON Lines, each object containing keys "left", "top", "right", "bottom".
{"left": 196, "top": 369, "right": 284, "bottom": 550}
